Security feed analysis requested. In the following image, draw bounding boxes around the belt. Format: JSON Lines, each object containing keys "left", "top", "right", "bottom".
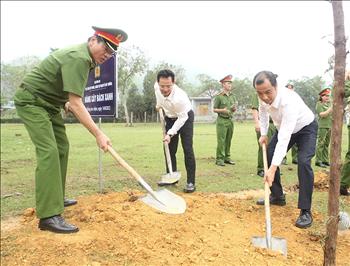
{"left": 165, "top": 110, "right": 193, "bottom": 121}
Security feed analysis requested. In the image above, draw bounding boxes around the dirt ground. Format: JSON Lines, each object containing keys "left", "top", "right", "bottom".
{"left": 1, "top": 172, "right": 350, "bottom": 266}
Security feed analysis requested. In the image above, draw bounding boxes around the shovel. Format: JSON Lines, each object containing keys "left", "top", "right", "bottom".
{"left": 107, "top": 146, "right": 186, "bottom": 214}
{"left": 252, "top": 143, "right": 287, "bottom": 256}
{"left": 157, "top": 108, "right": 181, "bottom": 186}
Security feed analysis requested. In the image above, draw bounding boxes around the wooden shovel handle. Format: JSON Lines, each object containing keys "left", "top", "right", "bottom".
{"left": 158, "top": 108, "right": 167, "bottom": 136}
{"left": 158, "top": 108, "right": 174, "bottom": 174}
{"left": 107, "top": 146, "right": 143, "bottom": 183}
{"left": 262, "top": 143, "right": 272, "bottom": 248}
{"left": 107, "top": 145, "right": 161, "bottom": 202}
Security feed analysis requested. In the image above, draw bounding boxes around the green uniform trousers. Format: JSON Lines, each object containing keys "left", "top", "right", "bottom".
{"left": 14, "top": 88, "right": 68, "bottom": 219}
{"left": 256, "top": 123, "right": 276, "bottom": 171}
{"left": 340, "top": 126, "right": 350, "bottom": 188}
{"left": 315, "top": 127, "right": 331, "bottom": 164}
{"left": 216, "top": 116, "right": 233, "bottom": 163}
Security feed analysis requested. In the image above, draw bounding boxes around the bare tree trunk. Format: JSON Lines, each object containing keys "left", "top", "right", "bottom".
{"left": 324, "top": 1, "right": 347, "bottom": 265}
{"left": 121, "top": 94, "right": 130, "bottom": 126}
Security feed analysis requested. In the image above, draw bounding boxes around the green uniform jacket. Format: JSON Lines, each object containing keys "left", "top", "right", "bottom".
{"left": 21, "top": 43, "right": 95, "bottom": 106}
{"left": 214, "top": 92, "right": 237, "bottom": 119}
{"left": 346, "top": 80, "right": 350, "bottom": 98}
{"left": 315, "top": 101, "right": 332, "bottom": 128}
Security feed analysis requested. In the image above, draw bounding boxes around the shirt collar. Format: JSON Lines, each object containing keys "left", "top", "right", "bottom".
{"left": 271, "top": 87, "right": 282, "bottom": 109}
{"left": 222, "top": 90, "right": 231, "bottom": 96}
{"left": 164, "top": 85, "right": 176, "bottom": 99}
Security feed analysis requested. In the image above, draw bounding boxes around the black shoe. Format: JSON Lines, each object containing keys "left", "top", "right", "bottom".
{"left": 295, "top": 210, "right": 313, "bottom": 228}
{"left": 292, "top": 160, "right": 298, "bottom": 165}
{"left": 256, "top": 194, "right": 286, "bottom": 206}
{"left": 64, "top": 198, "right": 77, "bottom": 207}
{"left": 183, "top": 183, "right": 196, "bottom": 193}
{"left": 322, "top": 162, "right": 330, "bottom": 166}
{"left": 215, "top": 161, "right": 225, "bottom": 166}
{"left": 257, "top": 170, "right": 264, "bottom": 177}
{"left": 340, "top": 186, "right": 350, "bottom": 196}
{"left": 315, "top": 162, "right": 327, "bottom": 168}
{"left": 39, "top": 215, "right": 79, "bottom": 234}
{"left": 224, "top": 160, "right": 235, "bottom": 165}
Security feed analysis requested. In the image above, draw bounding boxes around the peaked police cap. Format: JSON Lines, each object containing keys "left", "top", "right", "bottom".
{"left": 92, "top": 26, "right": 128, "bottom": 50}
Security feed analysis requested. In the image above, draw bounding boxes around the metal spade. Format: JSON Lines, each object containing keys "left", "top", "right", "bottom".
{"left": 107, "top": 146, "right": 186, "bottom": 214}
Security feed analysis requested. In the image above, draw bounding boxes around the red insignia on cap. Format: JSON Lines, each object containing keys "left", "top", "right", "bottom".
{"left": 95, "top": 30, "right": 124, "bottom": 46}
{"left": 220, "top": 74, "right": 233, "bottom": 83}
{"left": 320, "top": 88, "right": 331, "bottom": 96}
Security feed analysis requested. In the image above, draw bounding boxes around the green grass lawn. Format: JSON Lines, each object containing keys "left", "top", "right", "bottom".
{"left": 1, "top": 121, "right": 349, "bottom": 219}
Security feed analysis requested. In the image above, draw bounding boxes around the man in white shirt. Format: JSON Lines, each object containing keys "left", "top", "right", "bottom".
{"left": 154, "top": 69, "right": 196, "bottom": 193}
{"left": 253, "top": 70, "right": 318, "bottom": 229}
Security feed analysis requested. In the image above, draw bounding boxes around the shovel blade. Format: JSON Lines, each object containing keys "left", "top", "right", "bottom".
{"left": 140, "top": 188, "right": 186, "bottom": 214}
{"left": 158, "top": 172, "right": 181, "bottom": 185}
{"left": 252, "top": 236, "right": 287, "bottom": 257}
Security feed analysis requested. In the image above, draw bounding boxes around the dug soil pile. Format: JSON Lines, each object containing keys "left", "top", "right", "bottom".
{"left": 1, "top": 188, "right": 349, "bottom": 265}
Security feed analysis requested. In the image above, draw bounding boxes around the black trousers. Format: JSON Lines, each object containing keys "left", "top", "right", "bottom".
{"left": 165, "top": 110, "right": 196, "bottom": 184}
{"left": 267, "top": 119, "right": 318, "bottom": 210}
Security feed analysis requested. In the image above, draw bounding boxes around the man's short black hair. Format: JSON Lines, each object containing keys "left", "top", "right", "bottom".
{"left": 157, "top": 69, "right": 175, "bottom": 83}
{"left": 253, "top": 71, "right": 278, "bottom": 88}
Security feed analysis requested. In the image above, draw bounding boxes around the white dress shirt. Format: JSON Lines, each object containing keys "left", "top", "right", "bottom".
{"left": 259, "top": 87, "right": 315, "bottom": 166}
{"left": 154, "top": 82, "right": 192, "bottom": 135}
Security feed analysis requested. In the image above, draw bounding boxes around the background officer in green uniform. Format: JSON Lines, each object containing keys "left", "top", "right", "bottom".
{"left": 251, "top": 93, "right": 276, "bottom": 177}
{"left": 281, "top": 82, "right": 299, "bottom": 165}
{"left": 213, "top": 74, "right": 237, "bottom": 166}
{"left": 14, "top": 26, "right": 127, "bottom": 234}
{"left": 340, "top": 70, "right": 350, "bottom": 196}
{"left": 315, "top": 86, "right": 333, "bottom": 168}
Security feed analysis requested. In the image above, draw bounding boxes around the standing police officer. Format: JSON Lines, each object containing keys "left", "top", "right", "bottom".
{"left": 213, "top": 75, "right": 237, "bottom": 166}
{"left": 14, "top": 26, "right": 127, "bottom": 233}
{"left": 315, "top": 86, "right": 333, "bottom": 168}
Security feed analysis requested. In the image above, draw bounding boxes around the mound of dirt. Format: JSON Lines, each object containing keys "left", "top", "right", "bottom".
{"left": 314, "top": 170, "right": 330, "bottom": 190}
{"left": 1, "top": 191, "right": 349, "bottom": 266}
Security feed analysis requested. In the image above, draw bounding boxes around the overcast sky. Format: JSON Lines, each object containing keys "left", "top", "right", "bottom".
{"left": 1, "top": 1, "right": 349, "bottom": 86}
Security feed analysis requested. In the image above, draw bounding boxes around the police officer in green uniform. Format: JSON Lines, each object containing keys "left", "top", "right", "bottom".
{"left": 251, "top": 93, "right": 277, "bottom": 176}
{"left": 315, "top": 86, "right": 332, "bottom": 168}
{"left": 340, "top": 71, "right": 350, "bottom": 196}
{"left": 213, "top": 75, "right": 237, "bottom": 166}
{"left": 14, "top": 26, "right": 127, "bottom": 233}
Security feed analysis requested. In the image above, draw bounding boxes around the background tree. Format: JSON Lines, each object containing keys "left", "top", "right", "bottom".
{"left": 126, "top": 85, "right": 146, "bottom": 122}
{"left": 0, "top": 56, "right": 41, "bottom": 105}
{"left": 289, "top": 76, "right": 325, "bottom": 112}
{"left": 233, "top": 78, "right": 256, "bottom": 108}
{"left": 195, "top": 74, "right": 220, "bottom": 98}
{"left": 118, "top": 45, "right": 148, "bottom": 126}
